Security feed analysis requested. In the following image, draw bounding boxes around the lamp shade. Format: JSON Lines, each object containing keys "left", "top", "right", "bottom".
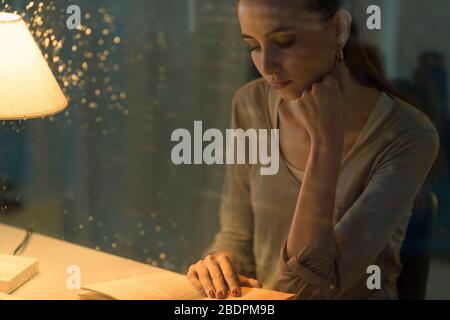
{"left": 0, "top": 12, "right": 68, "bottom": 120}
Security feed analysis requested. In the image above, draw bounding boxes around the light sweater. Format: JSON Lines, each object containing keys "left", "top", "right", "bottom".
{"left": 202, "top": 78, "right": 439, "bottom": 299}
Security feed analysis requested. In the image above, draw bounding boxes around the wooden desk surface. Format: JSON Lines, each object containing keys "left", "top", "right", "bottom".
{"left": 0, "top": 223, "right": 171, "bottom": 300}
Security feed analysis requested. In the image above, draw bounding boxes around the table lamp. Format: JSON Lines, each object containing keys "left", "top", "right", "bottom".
{"left": 0, "top": 12, "right": 68, "bottom": 119}
{"left": 0, "top": 12, "right": 68, "bottom": 296}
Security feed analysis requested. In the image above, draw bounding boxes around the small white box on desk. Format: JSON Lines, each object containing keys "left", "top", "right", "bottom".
{"left": 0, "top": 254, "right": 39, "bottom": 294}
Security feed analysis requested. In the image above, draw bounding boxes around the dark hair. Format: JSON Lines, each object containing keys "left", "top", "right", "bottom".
{"left": 302, "top": 0, "right": 447, "bottom": 186}
{"left": 295, "top": 0, "right": 398, "bottom": 97}
{"left": 238, "top": 0, "right": 447, "bottom": 186}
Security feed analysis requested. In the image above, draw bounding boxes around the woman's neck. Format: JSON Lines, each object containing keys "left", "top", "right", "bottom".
{"left": 343, "top": 74, "right": 381, "bottom": 134}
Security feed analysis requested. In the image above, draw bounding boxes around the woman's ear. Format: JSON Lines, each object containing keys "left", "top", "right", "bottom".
{"left": 333, "top": 9, "right": 352, "bottom": 48}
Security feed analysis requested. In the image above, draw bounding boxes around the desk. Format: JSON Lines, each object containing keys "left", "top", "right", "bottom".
{"left": 0, "top": 223, "right": 170, "bottom": 300}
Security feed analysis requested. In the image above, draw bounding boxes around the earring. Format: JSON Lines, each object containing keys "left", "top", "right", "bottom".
{"left": 336, "top": 46, "right": 344, "bottom": 63}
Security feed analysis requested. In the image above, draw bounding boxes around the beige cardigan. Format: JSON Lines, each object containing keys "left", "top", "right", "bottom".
{"left": 202, "top": 78, "right": 439, "bottom": 299}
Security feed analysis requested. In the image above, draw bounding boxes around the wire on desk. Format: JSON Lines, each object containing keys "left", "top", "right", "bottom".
{"left": 13, "top": 227, "right": 33, "bottom": 256}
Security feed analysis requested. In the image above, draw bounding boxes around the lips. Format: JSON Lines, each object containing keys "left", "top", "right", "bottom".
{"left": 268, "top": 80, "right": 292, "bottom": 89}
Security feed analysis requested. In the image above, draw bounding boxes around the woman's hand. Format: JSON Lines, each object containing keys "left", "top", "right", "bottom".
{"left": 186, "top": 252, "right": 262, "bottom": 299}
{"left": 292, "top": 61, "right": 350, "bottom": 149}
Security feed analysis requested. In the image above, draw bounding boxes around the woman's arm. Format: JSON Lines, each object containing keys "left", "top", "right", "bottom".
{"left": 200, "top": 91, "right": 257, "bottom": 279}
{"left": 286, "top": 140, "right": 342, "bottom": 259}
{"left": 285, "top": 62, "right": 346, "bottom": 259}
{"left": 277, "top": 130, "right": 439, "bottom": 299}
{"left": 187, "top": 89, "right": 261, "bottom": 299}
{"left": 201, "top": 158, "right": 256, "bottom": 278}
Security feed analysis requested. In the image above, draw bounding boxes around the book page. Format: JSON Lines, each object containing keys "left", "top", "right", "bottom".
{"left": 81, "top": 269, "right": 295, "bottom": 300}
{"left": 81, "top": 270, "right": 205, "bottom": 300}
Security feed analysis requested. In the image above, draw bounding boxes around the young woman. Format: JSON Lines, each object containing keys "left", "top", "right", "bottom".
{"left": 186, "top": 0, "right": 440, "bottom": 299}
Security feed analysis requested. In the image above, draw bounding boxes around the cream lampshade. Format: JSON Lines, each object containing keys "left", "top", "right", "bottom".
{"left": 0, "top": 12, "right": 68, "bottom": 120}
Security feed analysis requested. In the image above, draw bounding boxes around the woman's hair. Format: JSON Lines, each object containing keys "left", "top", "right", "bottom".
{"left": 239, "top": 0, "right": 447, "bottom": 186}
{"left": 302, "top": 0, "right": 447, "bottom": 186}
{"left": 287, "top": 0, "right": 397, "bottom": 97}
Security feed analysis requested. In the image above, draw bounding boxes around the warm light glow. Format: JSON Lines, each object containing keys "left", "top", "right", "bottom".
{"left": 0, "top": 12, "right": 68, "bottom": 119}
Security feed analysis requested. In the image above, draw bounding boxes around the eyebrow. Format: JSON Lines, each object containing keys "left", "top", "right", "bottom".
{"left": 242, "top": 26, "right": 298, "bottom": 40}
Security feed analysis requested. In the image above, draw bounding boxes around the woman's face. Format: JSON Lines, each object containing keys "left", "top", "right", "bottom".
{"left": 238, "top": 0, "right": 338, "bottom": 101}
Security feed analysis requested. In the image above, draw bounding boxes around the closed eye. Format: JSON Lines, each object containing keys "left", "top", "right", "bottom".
{"left": 243, "top": 40, "right": 261, "bottom": 52}
{"left": 243, "top": 33, "right": 298, "bottom": 52}
{"left": 275, "top": 36, "right": 297, "bottom": 48}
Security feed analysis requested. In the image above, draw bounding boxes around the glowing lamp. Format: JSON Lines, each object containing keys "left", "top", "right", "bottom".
{"left": 0, "top": 12, "right": 68, "bottom": 119}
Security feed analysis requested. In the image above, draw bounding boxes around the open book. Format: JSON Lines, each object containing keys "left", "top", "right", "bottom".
{"left": 78, "top": 270, "right": 294, "bottom": 300}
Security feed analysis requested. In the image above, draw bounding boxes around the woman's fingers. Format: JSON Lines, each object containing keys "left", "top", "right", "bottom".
{"left": 204, "top": 255, "right": 230, "bottom": 299}
{"left": 195, "top": 261, "right": 217, "bottom": 298}
{"left": 216, "top": 254, "right": 242, "bottom": 298}
{"left": 187, "top": 265, "right": 207, "bottom": 296}
{"left": 186, "top": 255, "right": 263, "bottom": 300}
{"left": 238, "top": 274, "right": 263, "bottom": 288}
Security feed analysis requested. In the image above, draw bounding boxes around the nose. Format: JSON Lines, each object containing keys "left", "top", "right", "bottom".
{"left": 261, "top": 47, "right": 280, "bottom": 76}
